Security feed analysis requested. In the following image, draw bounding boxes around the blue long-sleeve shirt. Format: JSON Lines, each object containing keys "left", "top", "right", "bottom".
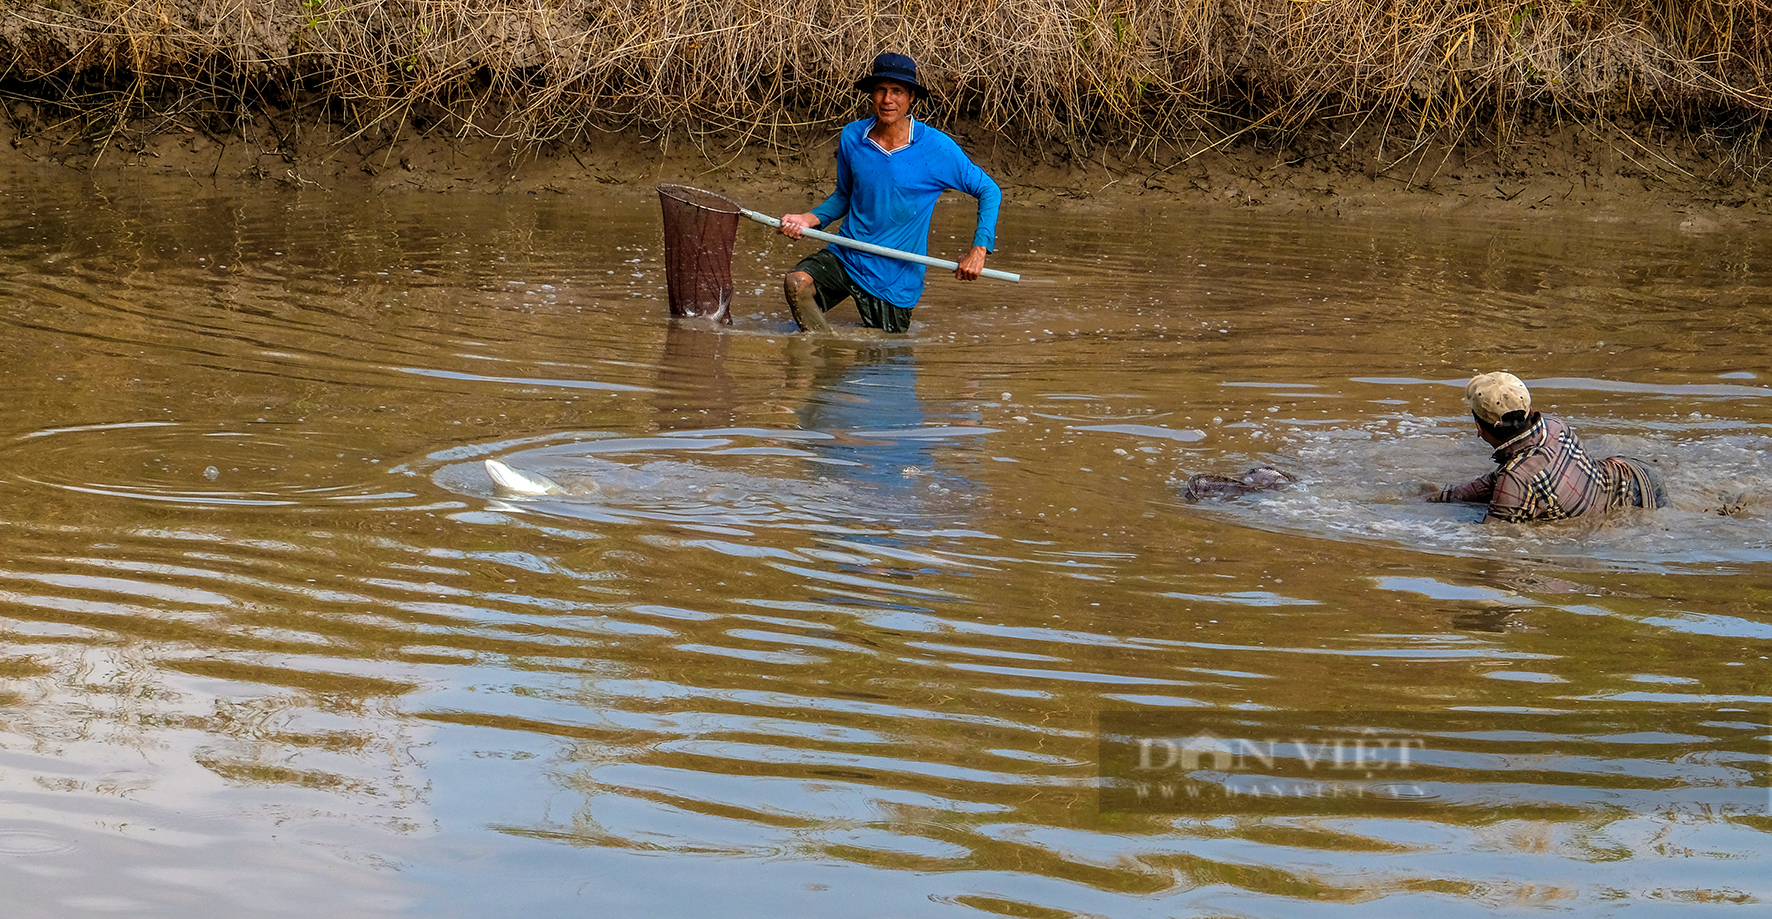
{"left": 809, "top": 118, "right": 1001, "bottom": 310}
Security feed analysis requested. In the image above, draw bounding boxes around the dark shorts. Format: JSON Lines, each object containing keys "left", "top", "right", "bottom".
{"left": 1605, "top": 456, "right": 1667, "bottom": 510}
{"left": 792, "top": 249, "right": 914, "bottom": 333}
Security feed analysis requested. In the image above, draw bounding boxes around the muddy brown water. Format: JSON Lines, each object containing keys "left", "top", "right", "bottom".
{"left": 0, "top": 164, "right": 1768, "bottom": 917}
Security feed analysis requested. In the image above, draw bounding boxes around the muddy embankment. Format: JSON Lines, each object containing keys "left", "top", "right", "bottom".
{"left": 3, "top": 0, "right": 1772, "bottom": 222}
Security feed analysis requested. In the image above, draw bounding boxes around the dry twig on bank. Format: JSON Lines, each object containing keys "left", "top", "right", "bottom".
{"left": 2, "top": 0, "right": 1770, "bottom": 167}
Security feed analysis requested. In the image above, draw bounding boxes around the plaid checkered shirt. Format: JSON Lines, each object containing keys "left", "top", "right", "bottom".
{"left": 1431, "top": 414, "right": 1653, "bottom": 523}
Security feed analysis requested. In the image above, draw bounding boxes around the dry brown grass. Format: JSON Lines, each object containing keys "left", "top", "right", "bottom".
{"left": 4, "top": 0, "right": 1772, "bottom": 165}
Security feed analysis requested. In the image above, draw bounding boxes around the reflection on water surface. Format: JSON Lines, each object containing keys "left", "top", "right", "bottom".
{"left": 0, "top": 168, "right": 1768, "bottom": 916}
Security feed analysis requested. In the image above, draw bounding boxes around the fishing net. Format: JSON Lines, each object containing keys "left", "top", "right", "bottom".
{"left": 656, "top": 184, "right": 742, "bottom": 324}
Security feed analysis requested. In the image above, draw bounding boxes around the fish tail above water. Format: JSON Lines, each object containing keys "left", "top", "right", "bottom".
{"left": 485, "top": 458, "right": 566, "bottom": 496}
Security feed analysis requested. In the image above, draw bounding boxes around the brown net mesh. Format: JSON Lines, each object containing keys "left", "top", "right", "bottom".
{"left": 656, "top": 184, "right": 742, "bottom": 324}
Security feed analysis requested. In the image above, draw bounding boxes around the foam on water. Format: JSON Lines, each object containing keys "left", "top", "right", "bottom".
{"left": 1176, "top": 413, "right": 1772, "bottom": 571}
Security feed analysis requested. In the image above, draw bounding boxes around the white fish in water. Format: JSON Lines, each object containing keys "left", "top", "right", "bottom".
{"left": 484, "top": 458, "right": 567, "bottom": 496}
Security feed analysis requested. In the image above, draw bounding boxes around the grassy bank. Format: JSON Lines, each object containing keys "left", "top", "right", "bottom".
{"left": 4, "top": 0, "right": 1771, "bottom": 174}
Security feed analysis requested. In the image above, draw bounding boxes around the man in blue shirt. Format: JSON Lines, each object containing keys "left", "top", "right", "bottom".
{"left": 776, "top": 52, "right": 1002, "bottom": 333}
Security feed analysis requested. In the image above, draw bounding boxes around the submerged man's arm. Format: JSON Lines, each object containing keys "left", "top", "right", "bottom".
{"left": 1429, "top": 473, "right": 1497, "bottom": 505}
{"left": 1436, "top": 470, "right": 1537, "bottom": 524}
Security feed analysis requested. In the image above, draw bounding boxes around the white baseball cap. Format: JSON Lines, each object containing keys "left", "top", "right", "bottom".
{"left": 1464, "top": 371, "right": 1532, "bottom": 425}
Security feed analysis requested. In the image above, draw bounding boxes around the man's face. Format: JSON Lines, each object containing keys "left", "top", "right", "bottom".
{"left": 870, "top": 80, "right": 914, "bottom": 124}
{"left": 1474, "top": 416, "right": 1514, "bottom": 448}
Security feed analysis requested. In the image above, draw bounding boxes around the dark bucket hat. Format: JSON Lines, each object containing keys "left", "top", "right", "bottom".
{"left": 854, "top": 52, "right": 930, "bottom": 100}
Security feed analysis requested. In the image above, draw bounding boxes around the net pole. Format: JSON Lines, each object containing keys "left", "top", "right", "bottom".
{"left": 740, "top": 210, "right": 1021, "bottom": 283}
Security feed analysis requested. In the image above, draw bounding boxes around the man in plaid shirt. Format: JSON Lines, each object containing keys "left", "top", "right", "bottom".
{"left": 1429, "top": 372, "right": 1665, "bottom": 523}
